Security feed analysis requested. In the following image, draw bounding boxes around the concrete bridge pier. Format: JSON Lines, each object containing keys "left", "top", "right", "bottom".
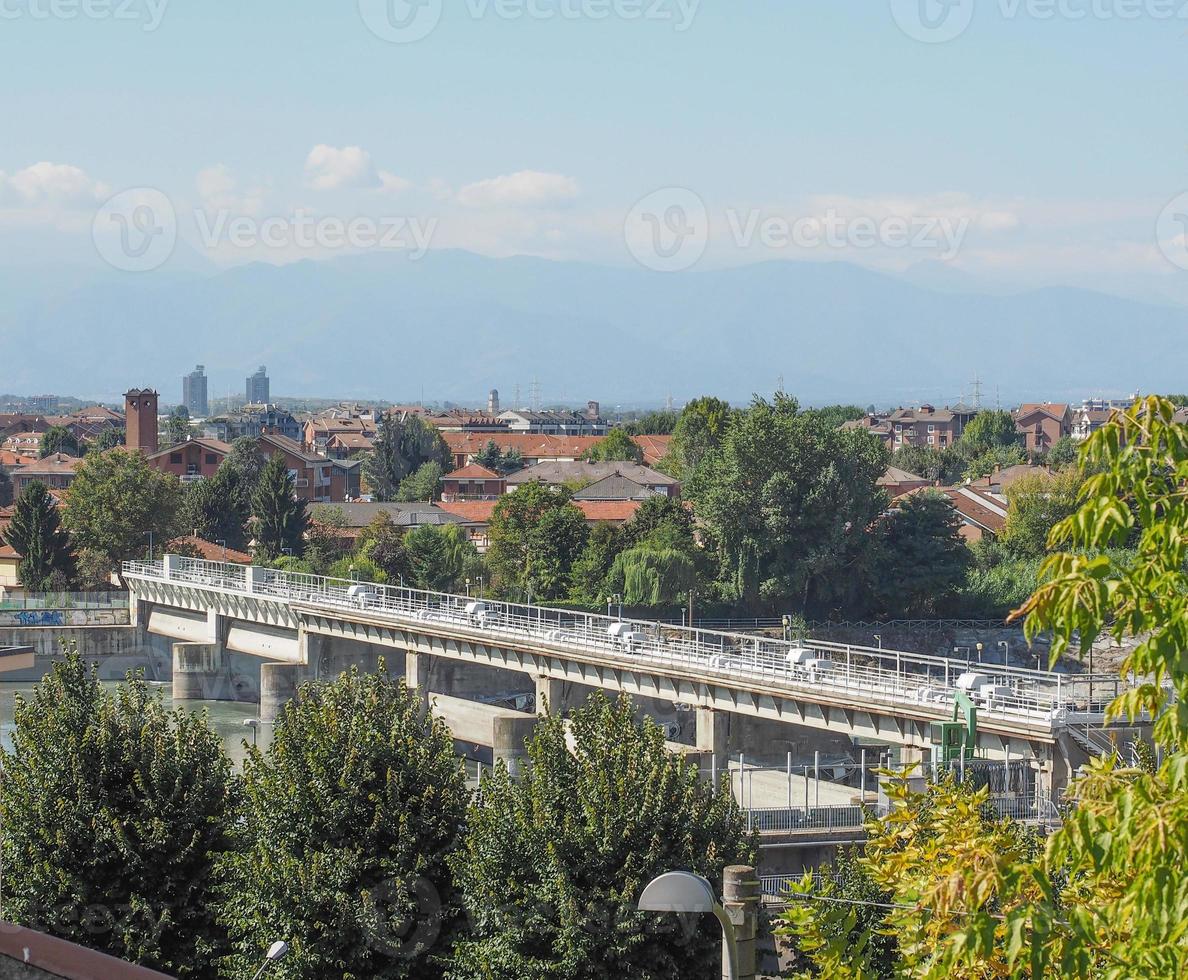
{"left": 697, "top": 707, "right": 729, "bottom": 780}
{"left": 406, "top": 651, "right": 431, "bottom": 716}
{"left": 260, "top": 662, "right": 304, "bottom": 723}
{"left": 493, "top": 715, "right": 537, "bottom": 776}
{"left": 172, "top": 642, "right": 235, "bottom": 702}
{"left": 535, "top": 675, "right": 565, "bottom": 716}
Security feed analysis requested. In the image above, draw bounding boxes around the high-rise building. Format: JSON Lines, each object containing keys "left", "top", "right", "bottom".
{"left": 246, "top": 365, "right": 270, "bottom": 405}
{"left": 124, "top": 388, "right": 160, "bottom": 455}
{"left": 182, "top": 365, "right": 209, "bottom": 417}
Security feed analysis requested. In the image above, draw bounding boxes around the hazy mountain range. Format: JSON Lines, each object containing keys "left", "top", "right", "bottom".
{"left": 2, "top": 247, "right": 1184, "bottom": 408}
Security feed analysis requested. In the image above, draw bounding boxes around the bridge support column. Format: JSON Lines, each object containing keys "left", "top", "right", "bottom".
{"left": 535, "top": 676, "right": 564, "bottom": 716}
{"left": 172, "top": 642, "right": 231, "bottom": 701}
{"left": 493, "top": 714, "right": 537, "bottom": 778}
{"left": 406, "top": 651, "right": 431, "bottom": 717}
{"left": 260, "top": 663, "right": 303, "bottom": 723}
{"left": 697, "top": 707, "right": 729, "bottom": 778}
{"left": 722, "top": 865, "right": 760, "bottom": 980}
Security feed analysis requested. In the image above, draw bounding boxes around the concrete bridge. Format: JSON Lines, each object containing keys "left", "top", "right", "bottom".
{"left": 124, "top": 557, "right": 1121, "bottom": 791}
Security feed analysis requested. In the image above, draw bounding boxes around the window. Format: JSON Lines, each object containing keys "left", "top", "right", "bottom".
{"left": 205, "top": 454, "right": 218, "bottom": 464}
{"left": 170, "top": 453, "right": 182, "bottom": 464}
{"left": 928, "top": 424, "right": 935, "bottom": 432}
{"left": 927, "top": 435, "right": 935, "bottom": 445}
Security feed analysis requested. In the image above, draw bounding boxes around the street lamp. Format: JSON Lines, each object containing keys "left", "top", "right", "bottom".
{"left": 250, "top": 940, "right": 290, "bottom": 980}
{"left": 638, "top": 872, "right": 739, "bottom": 980}
{"left": 998, "top": 640, "right": 1010, "bottom": 665}
{"left": 873, "top": 634, "right": 882, "bottom": 650}
{"left": 976, "top": 642, "right": 984, "bottom": 665}
{"left": 145, "top": 530, "right": 155, "bottom": 561}
{"left": 216, "top": 539, "right": 227, "bottom": 561}
{"left": 243, "top": 718, "right": 261, "bottom": 747}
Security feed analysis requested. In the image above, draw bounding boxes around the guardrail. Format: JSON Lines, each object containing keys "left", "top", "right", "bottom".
{"left": 123, "top": 557, "right": 1124, "bottom": 727}
{"left": 0, "top": 592, "right": 129, "bottom": 610}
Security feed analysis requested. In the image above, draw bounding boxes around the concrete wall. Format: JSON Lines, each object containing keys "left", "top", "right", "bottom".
{"left": 0, "top": 626, "right": 171, "bottom": 682}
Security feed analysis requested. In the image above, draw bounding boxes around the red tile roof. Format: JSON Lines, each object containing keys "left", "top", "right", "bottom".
{"left": 633, "top": 434, "right": 672, "bottom": 466}
{"left": 437, "top": 498, "right": 641, "bottom": 524}
{"left": 442, "top": 432, "right": 603, "bottom": 460}
{"left": 443, "top": 463, "right": 502, "bottom": 481}
{"left": 169, "top": 535, "right": 253, "bottom": 564}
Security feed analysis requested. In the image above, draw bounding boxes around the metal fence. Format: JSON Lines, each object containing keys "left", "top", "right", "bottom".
{"left": 123, "top": 557, "right": 1125, "bottom": 725}
{"left": 0, "top": 591, "right": 129, "bottom": 610}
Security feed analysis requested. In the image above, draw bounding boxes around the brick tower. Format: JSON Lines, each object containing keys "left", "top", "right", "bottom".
{"left": 124, "top": 388, "right": 159, "bottom": 454}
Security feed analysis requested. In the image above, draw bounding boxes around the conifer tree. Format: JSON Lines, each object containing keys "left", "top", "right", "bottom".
{"left": 2, "top": 481, "right": 76, "bottom": 590}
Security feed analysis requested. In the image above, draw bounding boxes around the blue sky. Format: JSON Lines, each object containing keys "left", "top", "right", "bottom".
{"left": 1, "top": 1, "right": 1186, "bottom": 299}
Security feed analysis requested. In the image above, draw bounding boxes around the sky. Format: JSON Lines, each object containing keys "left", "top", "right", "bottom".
{"left": 1, "top": 0, "right": 1187, "bottom": 300}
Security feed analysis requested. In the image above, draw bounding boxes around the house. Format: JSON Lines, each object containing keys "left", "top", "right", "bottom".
{"left": 442, "top": 432, "right": 604, "bottom": 469}
{"left": 0, "top": 414, "right": 49, "bottom": 440}
{"left": 204, "top": 404, "right": 302, "bottom": 443}
{"left": 969, "top": 464, "right": 1051, "bottom": 496}
{"left": 146, "top": 438, "right": 232, "bottom": 483}
{"left": 1013, "top": 403, "right": 1072, "bottom": 454}
{"left": 332, "top": 457, "right": 363, "bottom": 500}
{"left": 907, "top": 485, "right": 1008, "bottom": 543}
{"left": 324, "top": 431, "right": 376, "bottom": 458}
{"left": 2, "top": 431, "right": 45, "bottom": 458}
{"left": 0, "top": 504, "right": 18, "bottom": 592}
{"left": 887, "top": 404, "right": 976, "bottom": 449}
{"left": 440, "top": 463, "right": 506, "bottom": 502}
{"left": 10, "top": 453, "right": 83, "bottom": 495}
{"left": 497, "top": 403, "right": 608, "bottom": 435}
{"left": 632, "top": 434, "right": 673, "bottom": 467}
{"left": 310, "top": 501, "right": 464, "bottom": 549}
{"left": 437, "top": 498, "right": 643, "bottom": 552}
{"left": 169, "top": 534, "right": 253, "bottom": 564}
{"left": 573, "top": 475, "right": 661, "bottom": 501}
{"left": 303, "top": 417, "right": 376, "bottom": 456}
{"left": 877, "top": 466, "right": 931, "bottom": 498}
{"left": 506, "top": 461, "right": 680, "bottom": 497}
{"left": 1071, "top": 406, "right": 1113, "bottom": 442}
{"left": 842, "top": 414, "right": 895, "bottom": 446}
{"left": 258, "top": 433, "right": 338, "bottom": 503}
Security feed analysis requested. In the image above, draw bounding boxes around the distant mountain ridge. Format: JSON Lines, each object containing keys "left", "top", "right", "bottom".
{"left": 2, "top": 249, "right": 1183, "bottom": 405}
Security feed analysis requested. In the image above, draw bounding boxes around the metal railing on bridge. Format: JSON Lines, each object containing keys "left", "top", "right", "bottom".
{"left": 123, "top": 557, "right": 1124, "bottom": 727}
{"left": 0, "top": 591, "right": 129, "bottom": 610}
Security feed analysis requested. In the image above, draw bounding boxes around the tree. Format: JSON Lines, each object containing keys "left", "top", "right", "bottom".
{"left": 958, "top": 410, "right": 1021, "bottom": 457}
{"left": 357, "top": 512, "right": 411, "bottom": 584}
{"left": 606, "top": 533, "right": 698, "bottom": 607}
{"left": 891, "top": 444, "right": 966, "bottom": 485}
{"left": 472, "top": 440, "right": 505, "bottom": 473}
{"left": 666, "top": 396, "right": 731, "bottom": 478}
{"left": 1046, "top": 434, "right": 1078, "bottom": 467}
{"left": 39, "top": 425, "right": 80, "bottom": 458}
{"left": 619, "top": 495, "right": 695, "bottom": 550}
{"left": 873, "top": 491, "right": 971, "bottom": 617}
{"left": 223, "top": 437, "right": 266, "bottom": 509}
{"left": 1000, "top": 468, "right": 1083, "bottom": 558}
{"left": 221, "top": 666, "right": 469, "bottom": 978}
{"left": 450, "top": 693, "right": 754, "bottom": 979}
{"left": 0, "top": 463, "right": 10, "bottom": 506}
{"left": 397, "top": 460, "right": 443, "bottom": 501}
{"left": 622, "top": 410, "right": 679, "bottom": 435}
{"left": 90, "top": 427, "right": 126, "bottom": 452}
{"left": 404, "top": 524, "right": 480, "bottom": 593}
{"left": 63, "top": 449, "right": 182, "bottom": 574}
{"left": 365, "top": 414, "right": 451, "bottom": 502}
{"left": 0, "top": 647, "right": 237, "bottom": 977}
{"left": 781, "top": 397, "right": 1188, "bottom": 977}
{"left": 251, "top": 453, "right": 309, "bottom": 561}
{"left": 162, "top": 406, "right": 190, "bottom": 448}
{"left": 687, "top": 395, "right": 888, "bottom": 613}
{"left": 568, "top": 522, "right": 623, "bottom": 605}
{"left": 181, "top": 465, "right": 251, "bottom": 550}
{"left": 2, "top": 482, "right": 76, "bottom": 591}
{"left": 583, "top": 428, "right": 644, "bottom": 463}
{"left": 486, "top": 483, "right": 587, "bottom": 599}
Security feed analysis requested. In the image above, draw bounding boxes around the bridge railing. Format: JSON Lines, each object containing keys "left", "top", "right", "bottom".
{"left": 124, "top": 557, "right": 1120, "bottom": 723}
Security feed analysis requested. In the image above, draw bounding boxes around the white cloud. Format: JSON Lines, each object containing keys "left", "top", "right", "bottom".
{"left": 807, "top": 192, "right": 1021, "bottom": 234}
{"left": 196, "top": 164, "right": 265, "bottom": 215}
{"left": 457, "top": 170, "right": 580, "bottom": 208}
{"left": 0, "top": 162, "right": 108, "bottom": 208}
{"left": 304, "top": 144, "right": 382, "bottom": 190}
{"left": 378, "top": 171, "right": 412, "bottom": 195}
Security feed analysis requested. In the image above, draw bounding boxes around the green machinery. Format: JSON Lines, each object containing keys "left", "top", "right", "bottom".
{"left": 931, "top": 690, "right": 978, "bottom": 764}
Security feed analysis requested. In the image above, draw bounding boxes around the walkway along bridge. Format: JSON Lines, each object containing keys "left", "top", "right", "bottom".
{"left": 123, "top": 557, "right": 1131, "bottom": 795}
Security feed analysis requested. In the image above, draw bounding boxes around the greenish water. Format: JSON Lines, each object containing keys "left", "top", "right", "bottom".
{"left": 0, "top": 681, "right": 273, "bottom": 764}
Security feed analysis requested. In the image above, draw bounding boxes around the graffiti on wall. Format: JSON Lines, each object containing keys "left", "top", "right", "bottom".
{"left": 11, "top": 610, "right": 65, "bottom": 627}
{"left": 0, "top": 610, "right": 128, "bottom": 628}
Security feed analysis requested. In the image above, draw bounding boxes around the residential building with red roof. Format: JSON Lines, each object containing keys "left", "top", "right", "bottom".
{"left": 440, "top": 463, "right": 506, "bottom": 501}
{"left": 10, "top": 453, "right": 83, "bottom": 495}
{"left": 1013, "top": 403, "right": 1072, "bottom": 453}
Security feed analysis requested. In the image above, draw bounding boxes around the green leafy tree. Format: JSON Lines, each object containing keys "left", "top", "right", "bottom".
{"left": 1046, "top": 434, "right": 1078, "bottom": 467}
{"left": 221, "top": 666, "right": 469, "bottom": 979}
{"left": 252, "top": 453, "right": 309, "bottom": 561}
{"left": 584, "top": 427, "right": 644, "bottom": 463}
{"left": 0, "top": 647, "right": 237, "bottom": 977}
{"left": 962, "top": 443, "right": 1028, "bottom": 482}
{"left": 164, "top": 407, "right": 190, "bottom": 448}
{"left": 397, "top": 460, "right": 443, "bottom": 502}
{"left": 223, "top": 437, "right": 266, "bottom": 511}
{"left": 0, "top": 463, "right": 11, "bottom": 506}
{"left": 1000, "top": 468, "right": 1083, "bottom": 558}
{"left": 90, "top": 427, "right": 126, "bottom": 452}
{"left": 688, "top": 395, "right": 888, "bottom": 612}
{"left": 472, "top": 440, "right": 505, "bottom": 473}
{"left": 404, "top": 523, "right": 480, "bottom": 593}
{"left": 568, "top": 522, "right": 623, "bottom": 605}
{"left": 606, "top": 534, "right": 698, "bottom": 607}
{"left": 873, "top": 491, "right": 971, "bottom": 617}
{"left": 891, "top": 444, "right": 966, "bottom": 485}
{"left": 450, "top": 693, "right": 754, "bottom": 979}
{"left": 958, "top": 410, "right": 1021, "bottom": 457}
{"left": 665, "top": 396, "right": 731, "bottom": 478}
{"left": 356, "top": 512, "right": 411, "bottom": 583}
{"left": 182, "top": 465, "right": 251, "bottom": 550}
{"left": 365, "top": 414, "right": 451, "bottom": 502}
{"left": 2, "top": 481, "right": 76, "bottom": 591}
{"left": 806, "top": 404, "right": 866, "bottom": 429}
{"left": 486, "top": 483, "right": 587, "bottom": 599}
{"left": 39, "top": 424, "right": 80, "bottom": 458}
{"left": 63, "top": 448, "right": 183, "bottom": 574}
{"left": 622, "top": 410, "right": 679, "bottom": 435}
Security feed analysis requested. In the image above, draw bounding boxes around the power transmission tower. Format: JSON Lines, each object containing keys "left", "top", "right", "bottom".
{"left": 970, "top": 375, "right": 984, "bottom": 410}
